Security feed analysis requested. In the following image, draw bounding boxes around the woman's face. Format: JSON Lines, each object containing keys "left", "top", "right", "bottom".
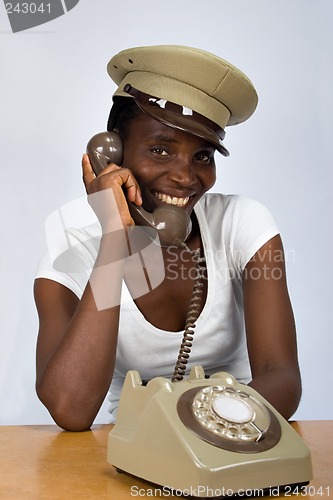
{"left": 122, "top": 113, "right": 217, "bottom": 215}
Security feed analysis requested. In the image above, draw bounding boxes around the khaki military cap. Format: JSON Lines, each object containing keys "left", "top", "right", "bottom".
{"left": 107, "top": 45, "right": 258, "bottom": 156}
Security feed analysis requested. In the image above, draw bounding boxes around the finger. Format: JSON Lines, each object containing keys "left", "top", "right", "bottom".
{"left": 95, "top": 162, "right": 121, "bottom": 176}
{"left": 95, "top": 165, "right": 142, "bottom": 205}
{"left": 82, "top": 154, "right": 96, "bottom": 188}
{"left": 110, "top": 169, "right": 142, "bottom": 205}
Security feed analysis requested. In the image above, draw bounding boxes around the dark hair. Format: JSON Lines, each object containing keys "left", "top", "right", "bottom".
{"left": 107, "top": 97, "right": 143, "bottom": 141}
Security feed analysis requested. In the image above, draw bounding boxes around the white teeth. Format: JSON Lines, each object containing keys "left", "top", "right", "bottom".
{"left": 154, "top": 191, "right": 190, "bottom": 207}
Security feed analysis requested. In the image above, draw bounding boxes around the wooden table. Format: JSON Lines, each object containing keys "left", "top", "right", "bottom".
{"left": 0, "top": 421, "right": 331, "bottom": 499}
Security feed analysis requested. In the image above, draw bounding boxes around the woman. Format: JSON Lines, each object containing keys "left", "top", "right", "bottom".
{"left": 34, "top": 45, "right": 301, "bottom": 431}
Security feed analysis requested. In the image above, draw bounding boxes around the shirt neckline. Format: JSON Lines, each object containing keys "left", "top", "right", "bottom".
{"left": 121, "top": 197, "right": 216, "bottom": 335}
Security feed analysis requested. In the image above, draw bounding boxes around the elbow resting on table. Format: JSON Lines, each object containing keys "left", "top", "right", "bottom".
{"left": 36, "top": 382, "right": 95, "bottom": 432}
{"left": 249, "top": 366, "right": 302, "bottom": 421}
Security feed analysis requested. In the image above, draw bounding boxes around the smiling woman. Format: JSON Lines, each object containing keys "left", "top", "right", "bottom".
{"left": 33, "top": 45, "right": 301, "bottom": 431}
{"left": 119, "top": 115, "right": 217, "bottom": 216}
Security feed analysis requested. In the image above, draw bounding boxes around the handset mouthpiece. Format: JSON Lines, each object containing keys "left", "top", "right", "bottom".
{"left": 129, "top": 203, "right": 192, "bottom": 247}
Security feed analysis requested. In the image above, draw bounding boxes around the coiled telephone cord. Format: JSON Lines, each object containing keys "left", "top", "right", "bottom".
{"left": 171, "top": 245, "right": 206, "bottom": 382}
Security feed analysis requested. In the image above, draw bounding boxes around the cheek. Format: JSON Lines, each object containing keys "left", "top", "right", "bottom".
{"left": 126, "top": 162, "right": 153, "bottom": 187}
{"left": 122, "top": 145, "right": 147, "bottom": 176}
{"left": 201, "top": 166, "right": 216, "bottom": 191}
{"left": 122, "top": 143, "right": 137, "bottom": 169}
{"left": 122, "top": 153, "right": 155, "bottom": 193}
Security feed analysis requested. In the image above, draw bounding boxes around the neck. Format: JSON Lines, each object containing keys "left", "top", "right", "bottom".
{"left": 184, "top": 211, "right": 202, "bottom": 250}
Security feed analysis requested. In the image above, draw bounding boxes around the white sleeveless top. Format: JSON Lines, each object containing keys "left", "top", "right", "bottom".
{"left": 36, "top": 193, "right": 279, "bottom": 422}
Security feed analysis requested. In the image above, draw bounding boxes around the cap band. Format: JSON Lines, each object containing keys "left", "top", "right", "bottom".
{"left": 124, "top": 84, "right": 229, "bottom": 156}
{"left": 112, "top": 70, "right": 231, "bottom": 131}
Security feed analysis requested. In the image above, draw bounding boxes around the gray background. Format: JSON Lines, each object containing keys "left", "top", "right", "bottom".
{"left": 0, "top": 0, "right": 332, "bottom": 425}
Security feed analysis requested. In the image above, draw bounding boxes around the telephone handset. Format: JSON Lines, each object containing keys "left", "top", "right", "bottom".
{"left": 86, "top": 132, "right": 192, "bottom": 246}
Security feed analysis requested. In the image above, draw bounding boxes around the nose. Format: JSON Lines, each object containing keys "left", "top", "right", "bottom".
{"left": 168, "top": 155, "right": 196, "bottom": 187}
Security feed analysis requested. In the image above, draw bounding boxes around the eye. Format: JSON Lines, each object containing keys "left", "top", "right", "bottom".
{"left": 195, "top": 150, "right": 215, "bottom": 163}
{"left": 151, "top": 146, "right": 169, "bottom": 156}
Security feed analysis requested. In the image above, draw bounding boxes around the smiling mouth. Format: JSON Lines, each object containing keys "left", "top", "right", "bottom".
{"left": 153, "top": 191, "right": 190, "bottom": 207}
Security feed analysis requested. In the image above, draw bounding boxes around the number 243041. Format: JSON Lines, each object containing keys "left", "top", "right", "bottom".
{"left": 284, "top": 485, "right": 330, "bottom": 496}
{"left": 5, "top": 3, "right": 51, "bottom": 14}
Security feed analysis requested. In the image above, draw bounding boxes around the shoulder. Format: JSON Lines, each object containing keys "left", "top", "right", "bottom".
{"left": 49, "top": 221, "right": 101, "bottom": 263}
{"left": 35, "top": 221, "right": 102, "bottom": 297}
{"left": 197, "top": 193, "right": 275, "bottom": 223}
{"left": 197, "top": 194, "right": 279, "bottom": 271}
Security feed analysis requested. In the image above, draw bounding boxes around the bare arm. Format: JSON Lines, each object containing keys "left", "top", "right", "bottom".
{"left": 35, "top": 276, "right": 121, "bottom": 431}
{"left": 243, "top": 234, "right": 302, "bottom": 420}
{"left": 35, "top": 155, "right": 142, "bottom": 431}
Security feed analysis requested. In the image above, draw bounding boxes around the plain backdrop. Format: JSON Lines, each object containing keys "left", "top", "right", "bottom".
{"left": 0, "top": 0, "right": 332, "bottom": 425}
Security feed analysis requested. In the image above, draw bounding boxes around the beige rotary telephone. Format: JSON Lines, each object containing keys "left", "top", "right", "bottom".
{"left": 107, "top": 368, "right": 313, "bottom": 497}
{"left": 87, "top": 132, "right": 313, "bottom": 497}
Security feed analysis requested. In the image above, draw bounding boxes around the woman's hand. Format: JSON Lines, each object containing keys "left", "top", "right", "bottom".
{"left": 82, "top": 154, "right": 142, "bottom": 232}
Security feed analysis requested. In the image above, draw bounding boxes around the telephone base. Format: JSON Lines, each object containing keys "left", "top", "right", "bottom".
{"left": 107, "top": 367, "right": 313, "bottom": 497}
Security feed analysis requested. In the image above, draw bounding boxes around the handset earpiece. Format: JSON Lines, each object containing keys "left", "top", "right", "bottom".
{"left": 86, "top": 131, "right": 123, "bottom": 175}
{"left": 86, "top": 132, "right": 192, "bottom": 246}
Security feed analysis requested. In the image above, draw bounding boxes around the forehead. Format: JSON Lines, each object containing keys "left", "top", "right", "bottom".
{"left": 125, "top": 113, "right": 216, "bottom": 149}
